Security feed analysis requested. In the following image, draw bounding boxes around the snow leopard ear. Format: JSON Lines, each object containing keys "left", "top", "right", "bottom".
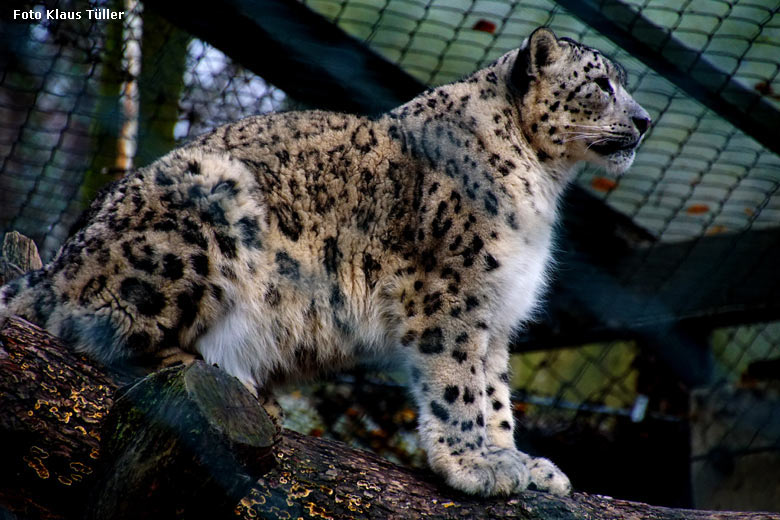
{"left": 509, "top": 27, "right": 560, "bottom": 98}
{"left": 527, "top": 27, "right": 561, "bottom": 73}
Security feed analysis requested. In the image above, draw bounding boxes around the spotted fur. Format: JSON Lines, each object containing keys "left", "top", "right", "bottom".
{"left": 0, "top": 28, "right": 649, "bottom": 497}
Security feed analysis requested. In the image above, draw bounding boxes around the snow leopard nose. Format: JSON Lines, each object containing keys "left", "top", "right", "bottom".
{"left": 632, "top": 115, "right": 651, "bottom": 136}
{"left": 630, "top": 104, "right": 652, "bottom": 136}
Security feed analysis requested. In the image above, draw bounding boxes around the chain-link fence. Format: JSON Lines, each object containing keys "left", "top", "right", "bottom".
{"left": 0, "top": 0, "right": 286, "bottom": 258}
{"left": 1, "top": 0, "right": 778, "bottom": 511}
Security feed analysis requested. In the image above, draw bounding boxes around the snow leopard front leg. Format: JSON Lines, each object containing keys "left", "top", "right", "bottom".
{"left": 405, "top": 321, "right": 533, "bottom": 496}
{"left": 484, "top": 333, "right": 571, "bottom": 495}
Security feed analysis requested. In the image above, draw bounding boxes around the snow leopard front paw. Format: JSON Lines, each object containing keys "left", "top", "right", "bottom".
{"left": 439, "top": 447, "right": 531, "bottom": 496}
{"left": 436, "top": 448, "right": 571, "bottom": 497}
{"left": 527, "top": 456, "right": 572, "bottom": 496}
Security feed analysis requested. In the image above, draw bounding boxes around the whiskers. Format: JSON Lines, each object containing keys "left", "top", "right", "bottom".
{"left": 559, "top": 124, "right": 627, "bottom": 149}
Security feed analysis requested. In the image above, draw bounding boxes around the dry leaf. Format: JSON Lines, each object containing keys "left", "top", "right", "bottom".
{"left": 472, "top": 20, "right": 496, "bottom": 34}
{"left": 591, "top": 176, "right": 618, "bottom": 192}
{"left": 686, "top": 204, "right": 710, "bottom": 215}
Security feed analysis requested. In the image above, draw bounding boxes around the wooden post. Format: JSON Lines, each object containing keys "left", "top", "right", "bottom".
{"left": 0, "top": 230, "right": 43, "bottom": 285}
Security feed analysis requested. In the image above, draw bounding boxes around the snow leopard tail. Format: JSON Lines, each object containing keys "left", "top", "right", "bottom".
{"left": 0, "top": 268, "right": 127, "bottom": 366}
{"left": 0, "top": 268, "right": 50, "bottom": 325}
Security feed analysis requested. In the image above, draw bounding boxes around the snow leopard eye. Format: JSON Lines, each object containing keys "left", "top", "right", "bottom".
{"left": 594, "top": 76, "right": 612, "bottom": 94}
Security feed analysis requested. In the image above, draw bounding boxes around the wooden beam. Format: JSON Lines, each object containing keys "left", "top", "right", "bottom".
{"left": 518, "top": 225, "right": 780, "bottom": 348}
{"left": 514, "top": 224, "right": 779, "bottom": 384}
{"left": 143, "top": 0, "right": 424, "bottom": 116}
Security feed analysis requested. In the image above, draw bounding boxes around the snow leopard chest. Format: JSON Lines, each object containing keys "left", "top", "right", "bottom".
{"left": 490, "top": 211, "right": 556, "bottom": 336}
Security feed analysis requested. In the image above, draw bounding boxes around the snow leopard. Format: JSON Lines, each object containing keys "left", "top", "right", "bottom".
{"left": 0, "top": 27, "right": 650, "bottom": 496}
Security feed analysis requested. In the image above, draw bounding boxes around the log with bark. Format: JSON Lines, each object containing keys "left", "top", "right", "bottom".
{"left": 1, "top": 232, "right": 779, "bottom": 520}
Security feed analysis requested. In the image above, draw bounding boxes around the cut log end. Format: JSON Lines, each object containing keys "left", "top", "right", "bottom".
{"left": 184, "top": 362, "right": 281, "bottom": 474}
{"left": 87, "top": 362, "right": 278, "bottom": 520}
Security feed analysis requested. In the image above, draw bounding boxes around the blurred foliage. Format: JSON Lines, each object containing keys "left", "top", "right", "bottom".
{"left": 79, "top": 0, "right": 124, "bottom": 204}
{"left": 135, "top": 8, "right": 189, "bottom": 168}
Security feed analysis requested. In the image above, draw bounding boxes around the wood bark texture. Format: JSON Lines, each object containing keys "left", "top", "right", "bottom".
{"left": 1, "top": 232, "right": 779, "bottom": 519}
